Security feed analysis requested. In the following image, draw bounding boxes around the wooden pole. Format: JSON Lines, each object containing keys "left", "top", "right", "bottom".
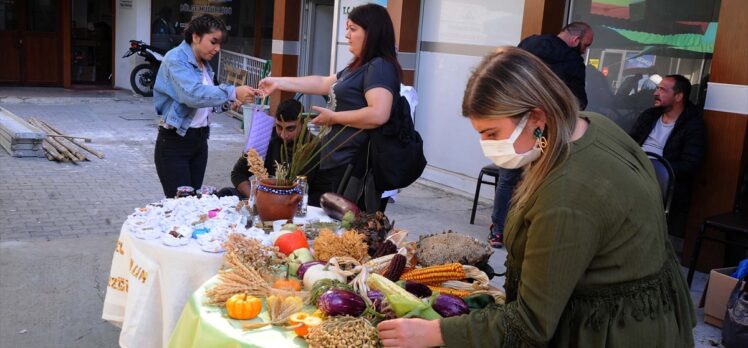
{"left": 37, "top": 119, "right": 104, "bottom": 159}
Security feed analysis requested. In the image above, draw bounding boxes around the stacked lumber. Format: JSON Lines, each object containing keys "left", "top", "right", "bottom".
{"left": 0, "top": 106, "right": 46, "bottom": 157}
{"left": 26, "top": 117, "right": 104, "bottom": 162}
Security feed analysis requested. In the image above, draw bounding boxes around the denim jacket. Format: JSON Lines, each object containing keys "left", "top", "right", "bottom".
{"left": 154, "top": 41, "right": 236, "bottom": 136}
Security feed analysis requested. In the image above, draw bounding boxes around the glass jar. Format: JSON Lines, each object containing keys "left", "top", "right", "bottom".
{"left": 294, "top": 176, "right": 308, "bottom": 217}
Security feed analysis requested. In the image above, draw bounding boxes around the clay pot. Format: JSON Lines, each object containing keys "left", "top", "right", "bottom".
{"left": 255, "top": 178, "right": 302, "bottom": 221}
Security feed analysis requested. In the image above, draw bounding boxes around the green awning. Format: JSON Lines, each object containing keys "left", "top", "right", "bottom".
{"left": 604, "top": 22, "right": 717, "bottom": 53}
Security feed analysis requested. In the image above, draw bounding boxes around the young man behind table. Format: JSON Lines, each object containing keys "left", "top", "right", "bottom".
{"left": 217, "top": 99, "right": 320, "bottom": 204}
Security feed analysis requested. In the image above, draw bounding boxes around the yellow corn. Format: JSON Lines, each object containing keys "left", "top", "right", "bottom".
{"left": 400, "top": 263, "right": 465, "bottom": 285}
{"left": 427, "top": 286, "right": 471, "bottom": 298}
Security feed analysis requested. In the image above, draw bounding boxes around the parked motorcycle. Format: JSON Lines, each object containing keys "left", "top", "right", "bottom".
{"left": 122, "top": 40, "right": 165, "bottom": 97}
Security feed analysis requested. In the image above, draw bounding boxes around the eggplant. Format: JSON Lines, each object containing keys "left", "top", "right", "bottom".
{"left": 367, "top": 290, "right": 386, "bottom": 313}
{"left": 317, "top": 289, "right": 367, "bottom": 317}
{"left": 432, "top": 294, "right": 470, "bottom": 317}
{"left": 297, "top": 260, "right": 325, "bottom": 281}
{"left": 320, "top": 192, "right": 360, "bottom": 220}
{"left": 401, "top": 281, "right": 433, "bottom": 298}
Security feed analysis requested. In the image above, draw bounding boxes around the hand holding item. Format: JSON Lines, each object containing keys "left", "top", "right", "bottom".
{"left": 310, "top": 106, "right": 337, "bottom": 126}
{"left": 230, "top": 99, "right": 243, "bottom": 111}
{"left": 257, "top": 77, "right": 279, "bottom": 96}
{"left": 235, "top": 85, "right": 256, "bottom": 104}
{"left": 377, "top": 318, "right": 445, "bottom": 348}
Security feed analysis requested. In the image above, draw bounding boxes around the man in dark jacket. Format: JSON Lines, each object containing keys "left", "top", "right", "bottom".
{"left": 629, "top": 74, "right": 706, "bottom": 237}
{"left": 518, "top": 21, "right": 593, "bottom": 109}
{"left": 217, "top": 99, "right": 319, "bottom": 202}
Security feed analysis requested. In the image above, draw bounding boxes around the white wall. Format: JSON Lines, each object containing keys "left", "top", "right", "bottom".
{"left": 415, "top": 0, "right": 525, "bottom": 197}
{"left": 114, "top": 0, "right": 152, "bottom": 90}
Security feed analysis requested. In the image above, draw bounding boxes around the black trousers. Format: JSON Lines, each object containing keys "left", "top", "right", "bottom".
{"left": 154, "top": 126, "right": 210, "bottom": 198}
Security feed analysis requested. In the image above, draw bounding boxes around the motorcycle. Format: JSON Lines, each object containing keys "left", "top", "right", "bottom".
{"left": 122, "top": 40, "right": 165, "bottom": 97}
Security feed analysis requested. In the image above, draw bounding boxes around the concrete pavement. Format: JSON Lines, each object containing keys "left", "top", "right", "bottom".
{"left": 0, "top": 87, "right": 721, "bottom": 347}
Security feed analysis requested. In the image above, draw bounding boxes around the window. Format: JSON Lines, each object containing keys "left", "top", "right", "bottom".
{"left": 569, "top": 0, "right": 720, "bottom": 131}
{"left": 150, "top": 0, "right": 274, "bottom": 60}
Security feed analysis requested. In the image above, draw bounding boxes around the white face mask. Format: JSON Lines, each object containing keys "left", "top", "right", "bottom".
{"left": 480, "top": 114, "right": 542, "bottom": 169}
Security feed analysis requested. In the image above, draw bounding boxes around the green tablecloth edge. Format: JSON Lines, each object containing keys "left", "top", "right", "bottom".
{"left": 168, "top": 276, "right": 311, "bottom": 348}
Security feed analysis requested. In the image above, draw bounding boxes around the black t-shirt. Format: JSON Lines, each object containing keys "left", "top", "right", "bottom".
{"left": 321, "top": 57, "right": 399, "bottom": 170}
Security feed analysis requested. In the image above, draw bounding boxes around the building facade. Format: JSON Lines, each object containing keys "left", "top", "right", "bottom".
{"left": 1, "top": 0, "right": 746, "bottom": 268}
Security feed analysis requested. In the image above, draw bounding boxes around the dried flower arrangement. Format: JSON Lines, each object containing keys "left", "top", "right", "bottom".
{"left": 312, "top": 229, "right": 369, "bottom": 262}
{"left": 246, "top": 148, "right": 269, "bottom": 181}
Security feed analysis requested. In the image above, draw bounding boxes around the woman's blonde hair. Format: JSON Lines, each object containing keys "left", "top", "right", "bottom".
{"left": 462, "top": 46, "right": 579, "bottom": 209}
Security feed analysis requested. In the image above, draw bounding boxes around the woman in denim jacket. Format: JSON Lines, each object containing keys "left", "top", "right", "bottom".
{"left": 153, "top": 14, "right": 255, "bottom": 198}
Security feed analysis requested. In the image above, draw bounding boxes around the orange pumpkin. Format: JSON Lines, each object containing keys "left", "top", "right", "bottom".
{"left": 273, "top": 278, "right": 302, "bottom": 291}
{"left": 225, "top": 293, "right": 262, "bottom": 320}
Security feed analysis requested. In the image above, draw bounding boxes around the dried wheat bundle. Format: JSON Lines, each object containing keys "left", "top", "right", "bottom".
{"left": 222, "top": 233, "right": 286, "bottom": 275}
{"left": 246, "top": 148, "right": 269, "bottom": 181}
{"left": 205, "top": 253, "right": 272, "bottom": 306}
{"left": 243, "top": 294, "right": 304, "bottom": 330}
{"left": 312, "top": 229, "right": 369, "bottom": 262}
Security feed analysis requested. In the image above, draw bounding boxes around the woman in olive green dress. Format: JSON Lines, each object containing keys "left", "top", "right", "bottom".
{"left": 377, "top": 47, "right": 696, "bottom": 347}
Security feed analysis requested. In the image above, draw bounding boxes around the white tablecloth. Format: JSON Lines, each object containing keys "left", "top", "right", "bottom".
{"left": 102, "top": 206, "right": 328, "bottom": 348}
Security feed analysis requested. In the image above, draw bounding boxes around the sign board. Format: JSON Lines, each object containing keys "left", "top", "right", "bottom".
{"left": 120, "top": 0, "right": 133, "bottom": 9}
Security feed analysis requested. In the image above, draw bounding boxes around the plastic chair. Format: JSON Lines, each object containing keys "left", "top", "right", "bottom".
{"left": 687, "top": 173, "right": 748, "bottom": 286}
{"left": 469, "top": 164, "right": 501, "bottom": 224}
{"left": 646, "top": 152, "right": 675, "bottom": 217}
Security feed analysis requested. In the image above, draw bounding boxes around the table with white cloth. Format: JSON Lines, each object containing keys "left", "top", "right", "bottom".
{"left": 101, "top": 195, "right": 329, "bottom": 348}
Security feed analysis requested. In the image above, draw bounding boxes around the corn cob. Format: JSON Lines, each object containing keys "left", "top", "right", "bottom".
{"left": 372, "top": 240, "right": 397, "bottom": 258}
{"left": 400, "top": 263, "right": 465, "bottom": 285}
{"left": 427, "top": 286, "right": 471, "bottom": 298}
{"left": 382, "top": 254, "right": 407, "bottom": 281}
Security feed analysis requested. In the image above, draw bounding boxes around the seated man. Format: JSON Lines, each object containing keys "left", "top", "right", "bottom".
{"left": 628, "top": 74, "right": 706, "bottom": 237}
{"left": 218, "top": 99, "right": 318, "bottom": 201}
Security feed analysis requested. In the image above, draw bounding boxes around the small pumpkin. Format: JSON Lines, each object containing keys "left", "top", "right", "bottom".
{"left": 273, "top": 278, "right": 302, "bottom": 292}
{"left": 226, "top": 293, "right": 262, "bottom": 320}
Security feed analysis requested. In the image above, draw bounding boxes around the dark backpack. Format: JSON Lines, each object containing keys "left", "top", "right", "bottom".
{"left": 368, "top": 94, "right": 427, "bottom": 191}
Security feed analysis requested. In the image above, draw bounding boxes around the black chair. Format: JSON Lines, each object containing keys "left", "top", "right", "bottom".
{"left": 687, "top": 173, "right": 748, "bottom": 286}
{"left": 645, "top": 152, "right": 675, "bottom": 217}
{"left": 469, "top": 164, "right": 501, "bottom": 224}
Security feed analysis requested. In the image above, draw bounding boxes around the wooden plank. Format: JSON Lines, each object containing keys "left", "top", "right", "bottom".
{"left": 8, "top": 148, "right": 44, "bottom": 157}
{"left": 11, "top": 142, "right": 43, "bottom": 151}
{"left": 0, "top": 107, "right": 46, "bottom": 140}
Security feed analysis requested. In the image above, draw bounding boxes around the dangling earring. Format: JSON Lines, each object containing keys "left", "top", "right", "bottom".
{"left": 534, "top": 127, "right": 548, "bottom": 153}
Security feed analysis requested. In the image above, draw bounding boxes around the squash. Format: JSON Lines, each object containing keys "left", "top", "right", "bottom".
{"left": 302, "top": 264, "right": 346, "bottom": 290}
{"left": 289, "top": 312, "right": 323, "bottom": 337}
{"left": 226, "top": 293, "right": 262, "bottom": 320}
{"left": 275, "top": 230, "right": 309, "bottom": 256}
{"left": 288, "top": 248, "right": 314, "bottom": 277}
{"left": 273, "top": 278, "right": 302, "bottom": 292}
